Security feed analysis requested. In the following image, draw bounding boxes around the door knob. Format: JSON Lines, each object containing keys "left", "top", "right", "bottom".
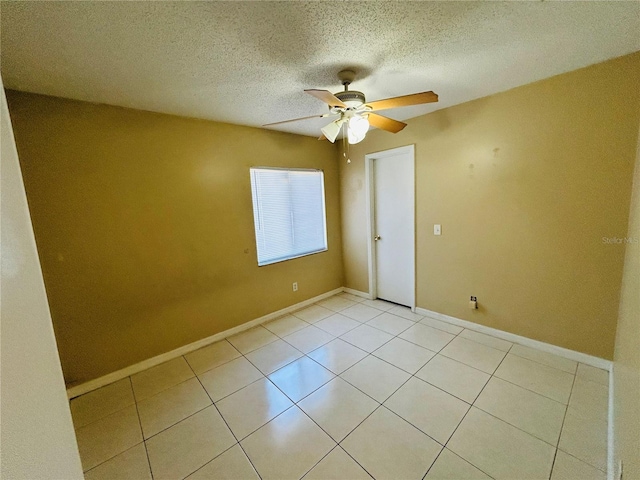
{"left": 374, "top": 235, "right": 381, "bottom": 241}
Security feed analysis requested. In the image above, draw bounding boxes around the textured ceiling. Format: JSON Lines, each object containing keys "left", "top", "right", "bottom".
{"left": 1, "top": 1, "right": 639, "bottom": 137}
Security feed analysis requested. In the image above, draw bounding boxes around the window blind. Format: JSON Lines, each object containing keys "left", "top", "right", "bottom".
{"left": 250, "top": 167, "right": 328, "bottom": 266}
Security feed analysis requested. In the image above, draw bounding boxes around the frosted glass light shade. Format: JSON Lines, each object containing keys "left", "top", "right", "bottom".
{"left": 321, "top": 121, "right": 341, "bottom": 143}
{"left": 347, "top": 115, "right": 369, "bottom": 144}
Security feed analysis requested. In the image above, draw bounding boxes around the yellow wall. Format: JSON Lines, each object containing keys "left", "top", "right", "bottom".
{"left": 6, "top": 91, "right": 343, "bottom": 385}
{"left": 613, "top": 125, "right": 640, "bottom": 480}
{"left": 341, "top": 52, "right": 640, "bottom": 359}
{"left": 7, "top": 52, "right": 639, "bottom": 385}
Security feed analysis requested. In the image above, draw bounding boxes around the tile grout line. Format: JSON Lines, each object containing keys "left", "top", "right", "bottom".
{"left": 183, "top": 339, "right": 243, "bottom": 377}
{"left": 222, "top": 347, "right": 296, "bottom": 470}
{"left": 134, "top": 375, "right": 198, "bottom": 408}
{"left": 78, "top": 374, "right": 218, "bottom": 472}
{"left": 129, "top": 376, "right": 155, "bottom": 480}
{"left": 378, "top": 403, "right": 449, "bottom": 461}
{"left": 72, "top": 295, "right": 583, "bottom": 404}
{"left": 437, "top": 332, "right": 580, "bottom": 404}
{"left": 240, "top": 301, "right": 592, "bottom": 478}
{"left": 421, "top": 448, "right": 446, "bottom": 480}
{"left": 344, "top": 307, "right": 430, "bottom": 349}
{"left": 335, "top": 444, "right": 377, "bottom": 480}
{"left": 421, "top": 311, "right": 595, "bottom": 376}
{"left": 192, "top": 311, "right": 353, "bottom": 457}
{"left": 277, "top": 300, "right": 391, "bottom": 357}
{"left": 327, "top": 331, "right": 441, "bottom": 472}
{"left": 73, "top": 301, "right": 359, "bottom": 472}
{"left": 329, "top": 307, "right": 461, "bottom": 408}
{"left": 447, "top": 341, "right": 594, "bottom": 477}
{"left": 228, "top": 327, "right": 281, "bottom": 356}
{"left": 558, "top": 449, "right": 608, "bottom": 475}
{"left": 289, "top": 308, "right": 436, "bottom": 477}
{"left": 548, "top": 372, "right": 578, "bottom": 479}
{"left": 263, "top": 313, "right": 314, "bottom": 336}
{"left": 92, "top": 335, "right": 510, "bottom": 472}
{"left": 137, "top": 364, "right": 225, "bottom": 468}
{"left": 185, "top": 354, "right": 264, "bottom": 480}
{"left": 296, "top": 444, "right": 342, "bottom": 480}
{"left": 287, "top": 407, "right": 344, "bottom": 478}
{"left": 71, "top": 297, "right": 393, "bottom": 432}
{"left": 78, "top": 380, "right": 154, "bottom": 477}
{"left": 279, "top": 324, "right": 336, "bottom": 353}
{"left": 298, "top": 309, "right": 403, "bottom": 467}
{"left": 182, "top": 442, "right": 251, "bottom": 480}
{"left": 242, "top": 341, "right": 306, "bottom": 377}
{"left": 264, "top": 360, "right": 333, "bottom": 405}
{"left": 553, "top": 370, "right": 609, "bottom": 474}
{"left": 333, "top": 402, "right": 386, "bottom": 478}
{"left": 336, "top": 324, "right": 395, "bottom": 352}
{"left": 74, "top": 295, "right": 603, "bottom": 479}
{"left": 336, "top": 445, "right": 376, "bottom": 480}
{"left": 81, "top": 442, "right": 149, "bottom": 477}
{"left": 424, "top": 447, "right": 498, "bottom": 480}
{"left": 469, "top": 402, "right": 566, "bottom": 452}
{"left": 69, "top": 377, "right": 145, "bottom": 431}
{"left": 428, "top": 348, "right": 513, "bottom": 480}
{"left": 331, "top": 342, "right": 410, "bottom": 401}
{"left": 399, "top": 349, "right": 483, "bottom": 479}
{"left": 140, "top": 401, "right": 212, "bottom": 442}
{"left": 227, "top": 336, "right": 336, "bottom": 444}
{"left": 275, "top": 306, "right": 401, "bottom": 478}
{"left": 491, "top": 358, "right": 576, "bottom": 405}
{"left": 208, "top": 375, "right": 267, "bottom": 405}
{"left": 418, "top": 316, "right": 605, "bottom": 379}
{"left": 314, "top": 297, "right": 597, "bottom": 382}
{"left": 507, "top": 349, "right": 579, "bottom": 375}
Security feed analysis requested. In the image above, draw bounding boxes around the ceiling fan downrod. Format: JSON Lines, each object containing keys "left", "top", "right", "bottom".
{"left": 338, "top": 69, "right": 356, "bottom": 92}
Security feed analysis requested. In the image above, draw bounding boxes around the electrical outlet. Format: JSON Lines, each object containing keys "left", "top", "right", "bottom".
{"left": 292, "top": 282, "right": 298, "bottom": 292}
{"left": 469, "top": 296, "right": 478, "bottom": 310}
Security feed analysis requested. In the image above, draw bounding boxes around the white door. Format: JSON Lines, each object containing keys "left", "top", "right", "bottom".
{"left": 370, "top": 146, "right": 415, "bottom": 307}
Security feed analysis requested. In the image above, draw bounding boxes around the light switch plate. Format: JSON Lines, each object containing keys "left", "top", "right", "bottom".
{"left": 434, "top": 224, "right": 441, "bottom": 235}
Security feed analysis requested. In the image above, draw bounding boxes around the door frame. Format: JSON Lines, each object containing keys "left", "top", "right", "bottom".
{"left": 364, "top": 144, "right": 416, "bottom": 310}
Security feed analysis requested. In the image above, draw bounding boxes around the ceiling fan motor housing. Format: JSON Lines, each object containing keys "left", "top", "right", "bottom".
{"left": 333, "top": 90, "right": 366, "bottom": 110}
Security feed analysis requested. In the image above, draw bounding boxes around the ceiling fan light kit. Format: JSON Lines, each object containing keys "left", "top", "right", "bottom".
{"left": 264, "top": 69, "right": 438, "bottom": 158}
{"left": 346, "top": 115, "right": 369, "bottom": 144}
{"left": 320, "top": 118, "right": 344, "bottom": 143}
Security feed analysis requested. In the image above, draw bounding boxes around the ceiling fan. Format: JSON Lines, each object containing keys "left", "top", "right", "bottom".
{"left": 264, "top": 69, "right": 438, "bottom": 144}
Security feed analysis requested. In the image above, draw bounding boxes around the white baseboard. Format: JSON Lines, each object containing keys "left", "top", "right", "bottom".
{"left": 417, "top": 307, "right": 615, "bottom": 479}
{"left": 67, "top": 291, "right": 614, "bottom": 401}
{"left": 67, "top": 287, "right": 343, "bottom": 399}
{"left": 342, "top": 287, "right": 374, "bottom": 300}
{"left": 415, "top": 308, "right": 612, "bottom": 371}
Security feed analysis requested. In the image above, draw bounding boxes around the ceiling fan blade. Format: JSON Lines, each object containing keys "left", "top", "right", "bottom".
{"left": 305, "top": 89, "right": 347, "bottom": 108}
{"left": 263, "top": 113, "right": 332, "bottom": 127}
{"left": 366, "top": 91, "right": 438, "bottom": 111}
{"left": 367, "top": 113, "right": 407, "bottom": 133}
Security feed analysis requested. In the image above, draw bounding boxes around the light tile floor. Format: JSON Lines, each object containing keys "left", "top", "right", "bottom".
{"left": 71, "top": 292, "right": 609, "bottom": 480}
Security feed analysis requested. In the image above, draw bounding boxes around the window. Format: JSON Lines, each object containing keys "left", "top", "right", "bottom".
{"left": 250, "top": 167, "right": 328, "bottom": 266}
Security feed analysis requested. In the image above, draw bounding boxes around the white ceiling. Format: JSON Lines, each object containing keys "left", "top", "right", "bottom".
{"left": 1, "top": 1, "right": 639, "bottom": 137}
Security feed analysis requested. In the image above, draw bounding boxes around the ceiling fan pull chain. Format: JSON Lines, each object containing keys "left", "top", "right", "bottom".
{"left": 342, "top": 122, "right": 351, "bottom": 164}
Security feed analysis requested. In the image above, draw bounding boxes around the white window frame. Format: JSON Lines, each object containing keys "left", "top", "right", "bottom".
{"left": 250, "top": 167, "right": 328, "bottom": 266}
